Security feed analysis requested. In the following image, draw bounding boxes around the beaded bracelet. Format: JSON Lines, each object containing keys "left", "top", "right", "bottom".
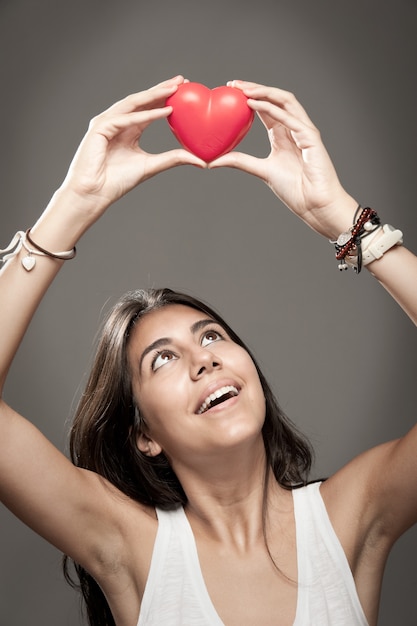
{"left": 0, "top": 229, "right": 76, "bottom": 272}
{"left": 330, "top": 206, "right": 381, "bottom": 273}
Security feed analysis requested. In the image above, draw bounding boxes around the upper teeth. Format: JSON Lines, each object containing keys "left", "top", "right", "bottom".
{"left": 197, "top": 385, "right": 239, "bottom": 414}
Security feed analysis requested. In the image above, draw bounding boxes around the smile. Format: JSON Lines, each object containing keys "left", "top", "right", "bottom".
{"left": 196, "top": 385, "right": 239, "bottom": 415}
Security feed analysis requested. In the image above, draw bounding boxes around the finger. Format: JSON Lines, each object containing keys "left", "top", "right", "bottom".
{"left": 207, "top": 151, "right": 267, "bottom": 179}
{"left": 230, "top": 81, "right": 313, "bottom": 126}
{"left": 143, "top": 148, "right": 207, "bottom": 178}
{"left": 251, "top": 100, "right": 324, "bottom": 157}
{"left": 226, "top": 79, "right": 262, "bottom": 90}
{"left": 89, "top": 106, "right": 173, "bottom": 141}
{"left": 248, "top": 98, "right": 314, "bottom": 135}
{"left": 101, "top": 75, "right": 186, "bottom": 116}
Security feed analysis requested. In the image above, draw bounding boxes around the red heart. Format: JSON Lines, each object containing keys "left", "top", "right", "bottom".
{"left": 166, "top": 82, "right": 254, "bottom": 162}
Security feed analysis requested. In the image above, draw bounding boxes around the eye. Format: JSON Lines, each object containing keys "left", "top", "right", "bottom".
{"left": 152, "top": 350, "right": 177, "bottom": 371}
{"left": 201, "top": 329, "right": 223, "bottom": 347}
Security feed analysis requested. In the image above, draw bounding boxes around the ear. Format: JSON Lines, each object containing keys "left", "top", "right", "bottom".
{"left": 137, "top": 432, "right": 163, "bottom": 457}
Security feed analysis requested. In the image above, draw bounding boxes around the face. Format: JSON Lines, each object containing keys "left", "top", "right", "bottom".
{"left": 127, "top": 304, "right": 266, "bottom": 469}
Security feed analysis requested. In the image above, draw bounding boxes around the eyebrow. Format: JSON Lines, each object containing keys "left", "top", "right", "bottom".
{"left": 138, "top": 317, "right": 217, "bottom": 371}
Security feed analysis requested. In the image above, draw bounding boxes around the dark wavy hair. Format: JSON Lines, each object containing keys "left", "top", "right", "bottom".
{"left": 63, "top": 288, "right": 313, "bottom": 625}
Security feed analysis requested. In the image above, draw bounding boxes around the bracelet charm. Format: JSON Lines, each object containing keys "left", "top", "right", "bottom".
{"left": 0, "top": 230, "right": 76, "bottom": 271}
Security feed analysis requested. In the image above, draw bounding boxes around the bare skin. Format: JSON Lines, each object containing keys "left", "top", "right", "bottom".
{"left": 1, "top": 76, "right": 416, "bottom": 625}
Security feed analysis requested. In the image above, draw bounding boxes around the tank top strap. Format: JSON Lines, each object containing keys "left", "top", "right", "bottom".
{"left": 137, "top": 506, "right": 225, "bottom": 626}
{"left": 292, "top": 482, "right": 369, "bottom": 626}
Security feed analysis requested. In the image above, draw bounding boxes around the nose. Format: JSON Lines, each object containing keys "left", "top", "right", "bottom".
{"left": 190, "top": 345, "right": 222, "bottom": 379}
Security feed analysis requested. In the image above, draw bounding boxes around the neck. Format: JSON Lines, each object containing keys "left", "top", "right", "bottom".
{"left": 173, "top": 440, "right": 288, "bottom": 547}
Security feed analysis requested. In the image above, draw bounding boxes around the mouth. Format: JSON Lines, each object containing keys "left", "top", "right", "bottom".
{"left": 196, "top": 385, "right": 240, "bottom": 415}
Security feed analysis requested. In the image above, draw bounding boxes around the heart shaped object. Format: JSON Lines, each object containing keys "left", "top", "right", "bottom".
{"left": 22, "top": 255, "right": 36, "bottom": 271}
{"left": 166, "top": 82, "right": 254, "bottom": 162}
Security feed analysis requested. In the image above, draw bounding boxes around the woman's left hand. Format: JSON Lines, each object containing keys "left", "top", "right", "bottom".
{"left": 209, "top": 81, "right": 357, "bottom": 239}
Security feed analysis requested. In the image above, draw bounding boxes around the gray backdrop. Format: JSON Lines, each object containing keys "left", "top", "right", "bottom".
{"left": 1, "top": 0, "right": 416, "bottom": 624}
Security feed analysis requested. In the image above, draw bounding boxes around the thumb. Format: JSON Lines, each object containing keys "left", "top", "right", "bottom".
{"left": 146, "top": 149, "right": 207, "bottom": 176}
{"left": 208, "top": 151, "right": 267, "bottom": 180}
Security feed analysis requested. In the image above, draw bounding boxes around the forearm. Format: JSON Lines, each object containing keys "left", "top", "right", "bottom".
{"left": 366, "top": 244, "right": 417, "bottom": 326}
{"left": 0, "top": 188, "right": 96, "bottom": 393}
{"left": 0, "top": 77, "right": 204, "bottom": 397}
{"left": 324, "top": 202, "right": 417, "bottom": 326}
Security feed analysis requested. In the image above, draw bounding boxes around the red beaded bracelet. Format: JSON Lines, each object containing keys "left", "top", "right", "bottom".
{"left": 331, "top": 206, "right": 381, "bottom": 273}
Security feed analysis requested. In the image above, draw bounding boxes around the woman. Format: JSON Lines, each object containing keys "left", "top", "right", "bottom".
{"left": 0, "top": 75, "right": 416, "bottom": 626}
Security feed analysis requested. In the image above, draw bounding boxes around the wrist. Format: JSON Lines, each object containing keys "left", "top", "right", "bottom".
{"left": 329, "top": 206, "right": 403, "bottom": 274}
{"left": 304, "top": 193, "right": 359, "bottom": 240}
{"left": 30, "top": 186, "right": 105, "bottom": 250}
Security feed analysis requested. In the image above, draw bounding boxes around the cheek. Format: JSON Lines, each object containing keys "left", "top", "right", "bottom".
{"left": 250, "top": 379, "right": 267, "bottom": 421}
{"left": 135, "top": 375, "right": 187, "bottom": 431}
{"left": 242, "top": 358, "right": 266, "bottom": 417}
{"left": 135, "top": 391, "right": 166, "bottom": 428}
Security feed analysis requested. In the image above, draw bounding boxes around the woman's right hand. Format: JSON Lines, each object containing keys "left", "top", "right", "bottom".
{"left": 59, "top": 75, "right": 205, "bottom": 220}
{"left": 0, "top": 77, "right": 206, "bottom": 569}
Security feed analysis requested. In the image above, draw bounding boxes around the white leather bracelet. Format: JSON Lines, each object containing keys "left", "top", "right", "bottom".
{"left": 362, "top": 223, "right": 403, "bottom": 266}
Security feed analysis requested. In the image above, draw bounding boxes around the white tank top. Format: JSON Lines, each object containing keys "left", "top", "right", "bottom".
{"left": 137, "top": 482, "right": 369, "bottom": 625}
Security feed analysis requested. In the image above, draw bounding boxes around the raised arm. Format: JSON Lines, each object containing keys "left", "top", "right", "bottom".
{"left": 1, "top": 75, "right": 203, "bottom": 389}
{"left": 210, "top": 81, "right": 417, "bottom": 325}
{"left": 211, "top": 81, "right": 417, "bottom": 556}
{"left": 0, "top": 76, "right": 203, "bottom": 567}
